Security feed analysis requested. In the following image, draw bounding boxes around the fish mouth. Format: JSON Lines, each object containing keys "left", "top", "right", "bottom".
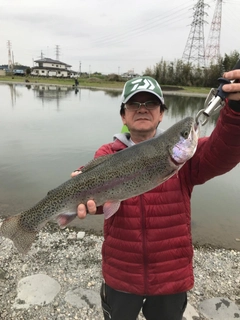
{"left": 170, "top": 155, "right": 183, "bottom": 167}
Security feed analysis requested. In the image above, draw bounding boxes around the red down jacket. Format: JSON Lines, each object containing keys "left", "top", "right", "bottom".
{"left": 93, "top": 103, "right": 240, "bottom": 296}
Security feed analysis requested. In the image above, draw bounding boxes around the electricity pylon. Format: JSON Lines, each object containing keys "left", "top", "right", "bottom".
{"left": 182, "top": 0, "right": 208, "bottom": 67}
{"left": 205, "top": 0, "right": 223, "bottom": 66}
{"left": 7, "top": 40, "right": 13, "bottom": 71}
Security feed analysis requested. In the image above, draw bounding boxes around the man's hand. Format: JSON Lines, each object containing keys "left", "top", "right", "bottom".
{"left": 77, "top": 200, "right": 97, "bottom": 219}
{"left": 71, "top": 170, "right": 97, "bottom": 219}
{"left": 71, "top": 170, "right": 82, "bottom": 178}
{"left": 222, "top": 69, "right": 240, "bottom": 101}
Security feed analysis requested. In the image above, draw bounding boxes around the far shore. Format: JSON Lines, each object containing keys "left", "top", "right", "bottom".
{"left": 0, "top": 77, "right": 209, "bottom": 98}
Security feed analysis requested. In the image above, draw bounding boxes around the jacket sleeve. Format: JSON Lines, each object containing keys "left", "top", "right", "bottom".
{"left": 94, "top": 143, "right": 115, "bottom": 158}
{"left": 188, "top": 101, "right": 240, "bottom": 186}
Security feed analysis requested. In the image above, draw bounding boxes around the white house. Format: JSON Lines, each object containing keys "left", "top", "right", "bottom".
{"left": 31, "top": 58, "right": 78, "bottom": 78}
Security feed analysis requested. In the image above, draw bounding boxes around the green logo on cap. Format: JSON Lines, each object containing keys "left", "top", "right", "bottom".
{"left": 130, "top": 78, "right": 156, "bottom": 91}
{"left": 121, "top": 76, "right": 164, "bottom": 105}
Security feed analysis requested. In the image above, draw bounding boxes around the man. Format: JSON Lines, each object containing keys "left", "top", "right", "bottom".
{"left": 72, "top": 73, "right": 240, "bottom": 320}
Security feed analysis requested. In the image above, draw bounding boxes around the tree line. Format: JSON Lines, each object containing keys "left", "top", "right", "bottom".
{"left": 144, "top": 51, "right": 240, "bottom": 88}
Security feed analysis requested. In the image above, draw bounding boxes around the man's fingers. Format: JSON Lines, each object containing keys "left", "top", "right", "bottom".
{"left": 222, "top": 83, "right": 240, "bottom": 93}
{"left": 71, "top": 170, "right": 82, "bottom": 178}
{"left": 77, "top": 200, "right": 97, "bottom": 219}
{"left": 77, "top": 204, "right": 87, "bottom": 219}
{"left": 223, "top": 70, "right": 240, "bottom": 80}
{"left": 87, "top": 200, "right": 97, "bottom": 214}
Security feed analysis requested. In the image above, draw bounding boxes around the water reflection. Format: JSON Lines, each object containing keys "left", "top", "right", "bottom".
{"left": 164, "top": 95, "right": 219, "bottom": 126}
{"left": 0, "top": 83, "right": 225, "bottom": 139}
{"left": 104, "top": 90, "right": 122, "bottom": 98}
{"left": 6, "top": 83, "right": 22, "bottom": 107}
{"left": 166, "top": 95, "right": 204, "bottom": 117}
{"left": 32, "top": 85, "right": 73, "bottom": 108}
{"left": 4, "top": 83, "right": 209, "bottom": 120}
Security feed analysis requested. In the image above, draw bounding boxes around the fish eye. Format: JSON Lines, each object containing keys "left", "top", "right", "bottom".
{"left": 182, "top": 130, "right": 189, "bottom": 139}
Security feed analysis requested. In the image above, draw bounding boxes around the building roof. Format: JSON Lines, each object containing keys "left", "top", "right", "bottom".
{"left": 34, "top": 57, "right": 71, "bottom": 67}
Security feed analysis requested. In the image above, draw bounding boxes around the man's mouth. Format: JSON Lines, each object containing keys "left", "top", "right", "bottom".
{"left": 134, "top": 117, "right": 150, "bottom": 121}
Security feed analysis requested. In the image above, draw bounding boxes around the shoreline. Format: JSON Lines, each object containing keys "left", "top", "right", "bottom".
{"left": 0, "top": 79, "right": 208, "bottom": 98}
{"left": 0, "top": 221, "right": 239, "bottom": 320}
{"left": 0, "top": 210, "right": 239, "bottom": 251}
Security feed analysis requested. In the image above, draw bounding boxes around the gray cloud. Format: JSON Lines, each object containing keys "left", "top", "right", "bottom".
{"left": 1, "top": 0, "right": 240, "bottom": 74}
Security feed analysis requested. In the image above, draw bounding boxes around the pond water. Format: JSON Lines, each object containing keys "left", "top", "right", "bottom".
{"left": 0, "top": 82, "right": 239, "bottom": 249}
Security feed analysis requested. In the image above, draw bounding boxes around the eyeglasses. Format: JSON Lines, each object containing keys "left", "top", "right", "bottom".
{"left": 124, "top": 101, "right": 161, "bottom": 111}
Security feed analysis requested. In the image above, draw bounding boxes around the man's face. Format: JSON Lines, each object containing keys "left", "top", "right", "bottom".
{"left": 121, "top": 92, "right": 164, "bottom": 134}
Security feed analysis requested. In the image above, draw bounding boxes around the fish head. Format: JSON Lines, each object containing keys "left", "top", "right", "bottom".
{"left": 169, "top": 117, "right": 199, "bottom": 166}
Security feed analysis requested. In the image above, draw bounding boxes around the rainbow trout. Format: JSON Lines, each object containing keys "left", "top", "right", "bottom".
{"left": 0, "top": 117, "right": 198, "bottom": 253}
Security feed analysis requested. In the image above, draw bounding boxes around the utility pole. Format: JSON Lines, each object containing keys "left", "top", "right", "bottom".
{"left": 79, "top": 61, "right": 81, "bottom": 77}
{"left": 55, "top": 45, "right": 60, "bottom": 61}
{"left": 7, "top": 40, "right": 13, "bottom": 71}
{"left": 182, "top": 0, "right": 208, "bottom": 67}
{"left": 205, "top": 0, "right": 223, "bottom": 66}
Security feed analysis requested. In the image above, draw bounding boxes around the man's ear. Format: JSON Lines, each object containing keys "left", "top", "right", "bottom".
{"left": 159, "top": 112, "right": 164, "bottom": 123}
{"left": 121, "top": 115, "right": 127, "bottom": 125}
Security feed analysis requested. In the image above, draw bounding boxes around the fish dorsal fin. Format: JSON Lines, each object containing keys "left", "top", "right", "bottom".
{"left": 81, "top": 154, "right": 113, "bottom": 173}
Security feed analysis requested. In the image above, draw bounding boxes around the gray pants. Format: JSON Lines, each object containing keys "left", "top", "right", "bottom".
{"left": 100, "top": 281, "right": 187, "bottom": 320}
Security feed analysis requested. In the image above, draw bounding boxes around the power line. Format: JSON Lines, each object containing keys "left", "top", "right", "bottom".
{"left": 91, "top": 1, "right": 193, "bottom": 47}
{"left": 89, "top": 0, "right": 240, "bottom": 60}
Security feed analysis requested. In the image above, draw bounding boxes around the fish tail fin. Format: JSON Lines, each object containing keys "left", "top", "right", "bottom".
{"left": 0, "top": 216, "right": 37, "bottom": 254}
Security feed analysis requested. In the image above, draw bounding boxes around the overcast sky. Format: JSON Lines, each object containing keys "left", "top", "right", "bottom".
{"left": 0, "top": 0, "right": 239, "bottom": 75}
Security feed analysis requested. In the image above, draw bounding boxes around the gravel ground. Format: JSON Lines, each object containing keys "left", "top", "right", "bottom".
{"left": 0, "top": 220, "right": 240, "bottom": 320}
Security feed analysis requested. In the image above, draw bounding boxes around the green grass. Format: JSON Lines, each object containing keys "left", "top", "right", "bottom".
{"left": 0, "top": 75, "right": 210, "bottom": 94}
{"left": 180, "top": 86, "right": 210, "bottom": 94}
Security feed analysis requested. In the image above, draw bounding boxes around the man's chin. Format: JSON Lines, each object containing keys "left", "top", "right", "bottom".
{"left": 131, "top": 125, "right": 153, "bottom": 132}
{"left": 134, "top": 120, "right": 151, "bottom": 126}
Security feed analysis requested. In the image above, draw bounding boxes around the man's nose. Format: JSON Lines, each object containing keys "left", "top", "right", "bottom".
{"left": 137, "top": 103, "right": 148, "bottom": 111}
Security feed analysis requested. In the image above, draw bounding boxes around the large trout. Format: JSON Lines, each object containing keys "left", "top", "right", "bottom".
{"left": 0, "top": 117, "right": 198, "bottom": 253}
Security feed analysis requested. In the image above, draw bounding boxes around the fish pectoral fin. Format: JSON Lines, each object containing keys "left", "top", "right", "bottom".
{"left": 103, "top": 201, "right": 121, "bottom": 219}
{"left": 56, "top": 212, "right": 77, "bottom": 229}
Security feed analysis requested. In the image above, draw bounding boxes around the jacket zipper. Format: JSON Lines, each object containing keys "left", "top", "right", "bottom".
{"left": 140, "top": 194, "right": 148, "bottom": 294}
